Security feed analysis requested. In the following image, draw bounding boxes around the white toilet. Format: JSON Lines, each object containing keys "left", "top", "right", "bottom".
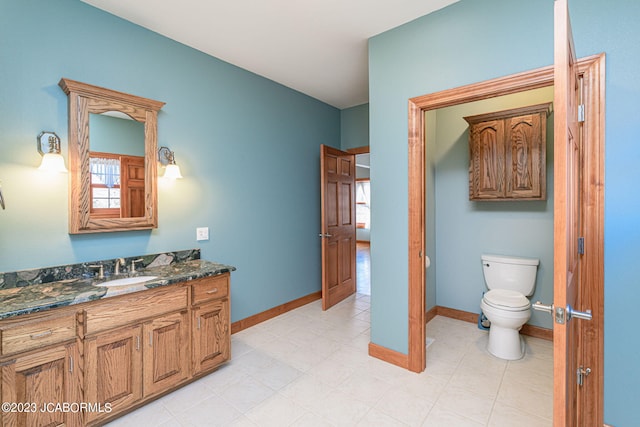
{"left": 480, "top": 254, "right": 539, "bottom": 360}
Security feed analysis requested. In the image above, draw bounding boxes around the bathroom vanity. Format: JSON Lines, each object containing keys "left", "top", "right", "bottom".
{"left": 0, "top": 251, "right": 234, "bottom": 426}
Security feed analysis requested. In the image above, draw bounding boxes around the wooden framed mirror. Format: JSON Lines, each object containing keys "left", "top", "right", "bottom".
{"left": 59, "top": 78, "right": 165, "bottom": 234}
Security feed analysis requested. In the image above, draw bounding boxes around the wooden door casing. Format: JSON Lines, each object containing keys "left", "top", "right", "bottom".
{"left": 320, "top": 145, "right": 356, "bottom": 310}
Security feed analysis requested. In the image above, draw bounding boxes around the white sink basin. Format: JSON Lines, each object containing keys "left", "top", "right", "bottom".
{"left": 96, "top": 276, "right": 159, "bottom": 287}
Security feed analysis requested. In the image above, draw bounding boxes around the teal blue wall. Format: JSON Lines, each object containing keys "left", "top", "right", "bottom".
{"left": 340, "top": 103, "right": 369, "bottom": 151}
{"left": 369, "top": 0, "right": 640, "bottom": 424}
{"left": 0, "top": 0, "right": 340, "bottom": 322}
{"left": 433, "top": 87, "right": 554, "bottom": 329}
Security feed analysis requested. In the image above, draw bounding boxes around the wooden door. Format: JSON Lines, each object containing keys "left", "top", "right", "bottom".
{"left": 320, "top": 144, "right": 356, "bottom": 310}
{"left": 84, "top": 324, "right": 143, "bottom": 423}
{"left": 0, "top": 342, "right": 82, "bottom": 427}
{"left": 120, "top": 155, "right": 145, "bottom": 218}
{"left": 192, "top": 300, "right": 230, "bottom": 374}
{"left": 554, "top": 0, "right": 592, "bottom": 425}
{"left": 143, "top": 311, "right": 189, "bottom": 396}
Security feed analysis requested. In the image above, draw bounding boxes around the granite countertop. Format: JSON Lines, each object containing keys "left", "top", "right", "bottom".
{"left": 0, "top": 260, "right": 235, "bottom": 320}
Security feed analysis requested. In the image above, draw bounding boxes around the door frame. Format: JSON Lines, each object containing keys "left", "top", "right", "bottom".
{"left": 406, "top": 55, "right": 605, "bottom": 420}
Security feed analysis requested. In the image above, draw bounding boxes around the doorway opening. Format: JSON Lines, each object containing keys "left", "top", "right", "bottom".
{"left": 406, "top": 54, "right": 604, "bottom": 424}
{"left": 354, "top": 149, "right": 371, "bottom": 296}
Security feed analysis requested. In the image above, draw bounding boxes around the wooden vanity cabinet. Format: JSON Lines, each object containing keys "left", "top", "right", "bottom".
{"left": 82, "top": 285, "right": 189, "bottom": 423}
{"left": 0, "top": 272, "right": 231, "bottom": 426}
{"left": 464, "top": 103, "right": 551, "bottom": 201}
{"left": 1, "top": 342, "right": 82, "bottom": 427}
{"left": 0, "top": 307, "right": 82, "bottom": 427}
{"left": 191, "top": 275, "right": 230, "bottom": 375}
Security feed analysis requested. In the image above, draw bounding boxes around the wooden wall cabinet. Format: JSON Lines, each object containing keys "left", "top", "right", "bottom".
{"left": 0, "top": 272, "right": 231, "bottom": 427}
{"left": 464, "top": 103, "right": 551, "bottom": 201}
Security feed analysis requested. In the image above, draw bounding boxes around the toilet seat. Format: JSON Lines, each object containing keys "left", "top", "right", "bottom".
{"left": 483, "top": 289, "right": 530, "bottom": 311}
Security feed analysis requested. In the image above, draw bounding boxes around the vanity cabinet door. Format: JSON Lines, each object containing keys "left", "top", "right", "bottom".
{"left": 0, "top": 341, "right": 82, "bottom": 427}
{"left": 192, "top": 299, "right": 230, "bottom": 375}
{"left": 142, "top": 311, "right": 189, "bottom": 396}
{"left": 84, "top": 324, "right": 143, "bottom": 424}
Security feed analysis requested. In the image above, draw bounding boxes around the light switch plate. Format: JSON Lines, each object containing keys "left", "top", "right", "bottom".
{"left": 196, "top": 227, "right": 209, "bottom": 241}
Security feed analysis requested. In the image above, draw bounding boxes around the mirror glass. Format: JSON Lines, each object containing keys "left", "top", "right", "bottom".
{"left": 89, "top": 112, "right": 145, "bottom": 218}
{"left": 59, "top": 78, "right": 165, "bottom": 234}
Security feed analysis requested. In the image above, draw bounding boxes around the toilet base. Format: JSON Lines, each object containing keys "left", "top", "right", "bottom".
{"left": 487, "top": 324, "right": 525, "bottom": 360}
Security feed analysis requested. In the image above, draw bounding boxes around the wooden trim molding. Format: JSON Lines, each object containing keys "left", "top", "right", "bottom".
{"left": 230, "top": 291, "right": 321, "bottom": 334}
{"left": 368, "top": 342, "right": 409, "bottom": 370}
{"left": 372, "top": 305, "right": 553, "bottom": 369}
{"left": 346, "top": 146, "right": 370, "bottom": 155}
{"left": 431, "top": 306, "right": 553, "bottom": 341}
{"left": 425, "top": 306, "right": 438, "bottom": 324}
{"left": 435, "top": 306, "right": 478, "bottom": 324}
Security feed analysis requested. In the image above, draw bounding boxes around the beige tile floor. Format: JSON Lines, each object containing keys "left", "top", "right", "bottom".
{"left": 106, "top": 292, "right": 552, "bottom": 426}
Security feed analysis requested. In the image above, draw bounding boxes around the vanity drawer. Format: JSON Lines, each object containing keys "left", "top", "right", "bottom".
{"left": 0, "top": 312, "right": 77, "bottom": 356}
{"left": 84, "top": 285, "right": 188, "bottom": 335}
{"left": 192, "top": 274, "right": 229, "bottom": 305}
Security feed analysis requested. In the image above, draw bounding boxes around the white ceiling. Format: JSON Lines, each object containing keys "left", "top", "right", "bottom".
{"left": 81, "top": 0, "right": 459, "bottom": 109}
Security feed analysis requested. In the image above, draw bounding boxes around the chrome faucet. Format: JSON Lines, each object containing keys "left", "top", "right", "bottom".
{"left": 130, "top": 258, "right": 144, "bottom": 273}
{"left": 114, "top": 258, "right": 126, "bottom": 275}
{"left": 88, "top": 264, "right": 105, "bottom": 279}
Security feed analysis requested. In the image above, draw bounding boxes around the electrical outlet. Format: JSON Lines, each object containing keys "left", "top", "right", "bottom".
{"left": 196, "top": 227, "right": 209, "bottom": 241}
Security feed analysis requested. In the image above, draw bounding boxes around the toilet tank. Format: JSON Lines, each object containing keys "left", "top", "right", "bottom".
{"left": 481, "top": 254, "right": 539, "bottom": 296}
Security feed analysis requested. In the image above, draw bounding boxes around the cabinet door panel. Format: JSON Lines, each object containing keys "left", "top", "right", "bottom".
{"left": 84, "top": 324, "right": 142, "bottom": 423}
{"left": 506, "top": 113, "right": 546, "bottom": 198}
{"left": 1, "top": 342, "right": 81, "bottom": 427}
{"left": 470, "top": 120, "right": 505, "bottom": 199}
{"left": 143, "top": 311, "right": 189, "bottom": 396}
{"left": 192, "top": 300, "right": 230, "bottom": 375}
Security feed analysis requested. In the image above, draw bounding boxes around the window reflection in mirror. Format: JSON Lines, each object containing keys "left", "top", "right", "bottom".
{"left": 89, "top": 112, "right": 145, "bottom": 218}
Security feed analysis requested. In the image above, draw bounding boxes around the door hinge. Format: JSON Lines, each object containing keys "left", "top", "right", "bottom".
{"left": 577, "top": 366, "right": 591, "bottom": 386}
{"left": 578, "top": 237, "right": 585, "bottom": 255}
{"left": 578, "top": 104, "right": 585, "bottom": 123}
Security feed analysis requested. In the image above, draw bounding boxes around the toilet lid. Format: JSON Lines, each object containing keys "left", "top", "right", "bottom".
{"left": 483, "top": 289, "right": 530, "bottom": 311}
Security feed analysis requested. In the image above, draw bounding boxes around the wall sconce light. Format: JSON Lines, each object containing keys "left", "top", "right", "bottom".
{"left": 158, "top": 146, "right": 183, "bottom": 179}
{"left": 37, "top": 131, "right": 67, "bottom": 173}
